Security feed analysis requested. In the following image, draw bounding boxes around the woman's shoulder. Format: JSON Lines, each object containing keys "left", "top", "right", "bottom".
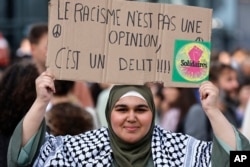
{"left": 45, "top": 128, "right": 110, "bottom": 155}
{"left": 64, "top": 127, "right": 110, "bottom": 143}
{"left": 152, "top": 125, "right": 212, "bottom": 151}
{"left": 152, "top": 126, "right": 212, "bottom": 166}
{"left": 44, "top": 127, "right": 110, "bottom": 148}
{"left": 36, "top": 128, "right": 112, "bottom": 166}
{"left": 153, "top": 125, "right": 200, "bottom": 145}
{"left": 154, "top": 125, "right": 189, "bottom": 138}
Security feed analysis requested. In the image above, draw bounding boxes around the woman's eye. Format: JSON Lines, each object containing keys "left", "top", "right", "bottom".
{"left": 116, "top": 108, "right": 127, "bottom": 112}
{"left": 136, "top": 108, "right": 148, "bottom": 113}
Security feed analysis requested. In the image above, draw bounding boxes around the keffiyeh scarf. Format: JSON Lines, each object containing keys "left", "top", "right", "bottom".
{"left": 34, "top": 126, "right": 212, "bottom": 167}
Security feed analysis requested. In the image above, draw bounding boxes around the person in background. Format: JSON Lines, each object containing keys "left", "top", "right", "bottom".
{"left": 46, "top": 80, "right": 78, "bottom": 111}
{"left": 72, "top": 81, "right": 95, "bottom": 108}
{"left": 0, "top": 32, "right": 10, "bottom": 77}
{"left": 14, "top": 37, "right": 32, "bottom": 62}
{"left": 231, "top": 48, "right": 250, "bottom": 85}
{"left": 95, "top": 83, "right": 113, "bottom": 127}
{"left": 210, "top": 62, "right": 240, "bottom": 127}
{"left": 144, "top": 82, "right": 164, "bottom": 125}
{"left": 28, "top": 23, "right": 48, "bottom": 74}
{"left": 236, "top": 78, "right": 250, "bottom": 129}
{"left": 8, "top": 70, "right": 250, "bottom": 167}
{"left": 89, "top": 83, "right": 106, "bottom": 107}
{"left": 45, "top": 102, "right": 94, "bottom": 136}
{"left": 241, "top": 96, "right": 250, "bottom": 141}
{"left": 160, "top": 87, "right": 197, "bottom": 132}
{"left": 238, "top": 56, "right": 250, "bottom": 85}
{"left": 231, "top": 48, "right": 249, "bottom": 70}
{"left": 211, "top": 50, "right": 232, "bottom": 65}
{"left": 0, "top": 59, "right": 39, "bottom": 167}
{"left": 47, "top": 79, "right": 100, "bottom": 129}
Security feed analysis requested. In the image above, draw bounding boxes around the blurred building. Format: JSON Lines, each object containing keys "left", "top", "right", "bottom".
{"left": 0, "top": 0, "right": 48, "bottom": 58}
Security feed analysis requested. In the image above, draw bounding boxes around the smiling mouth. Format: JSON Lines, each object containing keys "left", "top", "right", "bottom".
{"left": 124, "top": 126, "right": 139, "bottom": 132}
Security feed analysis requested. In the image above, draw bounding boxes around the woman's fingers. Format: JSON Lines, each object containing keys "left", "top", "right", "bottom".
{"left": 199, "top": 81, "right": 218, "bottom": 99}
{"left": 199, "top": 81, "right": 220, "bottom": 113}
{"left": 36, "top": 71, "right": 56, "bottom": 99}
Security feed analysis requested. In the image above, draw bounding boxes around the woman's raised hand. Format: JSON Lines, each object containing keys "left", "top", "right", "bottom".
{"left": 35, "top": 70, "right": 55, "bottom": 104}
{"left": 199, "top": 81, "right": 220, "bottom": 116}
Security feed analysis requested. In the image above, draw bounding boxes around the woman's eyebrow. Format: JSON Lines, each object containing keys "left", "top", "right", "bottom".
{"left": 113, "top": 104, "right": 149, "bottom": 108}
{"left": 137, "top": 104, "right": 149, "bottom": 108}
{"left": 114, "top": 104, "right": 127, "bottom": 108}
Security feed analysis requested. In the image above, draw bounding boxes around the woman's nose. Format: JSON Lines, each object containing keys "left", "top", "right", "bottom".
{"left": 127, "top": 110, "right": 136, "bottom": 122}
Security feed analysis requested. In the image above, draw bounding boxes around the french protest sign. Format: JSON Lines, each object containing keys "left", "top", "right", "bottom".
{"left": 46, "top": 0, "right": 212, "bottom": 87}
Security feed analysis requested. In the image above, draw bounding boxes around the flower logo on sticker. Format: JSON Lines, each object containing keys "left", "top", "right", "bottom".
{"left": 174, "top": 41, "right": 210, "bottom": 82}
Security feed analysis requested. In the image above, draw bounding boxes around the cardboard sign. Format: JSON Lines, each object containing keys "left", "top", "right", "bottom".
{"left": 47, "top": 0, "right": 212, "bottom": 87}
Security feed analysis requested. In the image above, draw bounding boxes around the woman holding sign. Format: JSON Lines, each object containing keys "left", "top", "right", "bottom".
{"left": 8, "top": 71, "right": 250, "bottom": 166}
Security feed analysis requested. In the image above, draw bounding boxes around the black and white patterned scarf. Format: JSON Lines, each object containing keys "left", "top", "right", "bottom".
{"left": 34, "top": 125, "right": 212, "bottom": 167}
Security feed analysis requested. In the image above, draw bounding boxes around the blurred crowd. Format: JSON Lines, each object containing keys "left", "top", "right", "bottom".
{"left": 0, "top": 22, "right": 250, "bottom": 166}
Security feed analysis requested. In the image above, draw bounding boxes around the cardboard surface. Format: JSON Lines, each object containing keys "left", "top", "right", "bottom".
{"left": 47, "top": 0, "right": 212, "bottom": 87}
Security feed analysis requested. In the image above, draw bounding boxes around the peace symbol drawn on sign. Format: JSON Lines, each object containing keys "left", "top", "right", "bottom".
{"left": 52, "top": 24, "right": 62, "bottom": 38}
{"left": 195, "top": 37, "right": 204, "bottom": 42}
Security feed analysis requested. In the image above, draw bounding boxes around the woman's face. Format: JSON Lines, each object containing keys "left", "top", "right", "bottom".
{"left": 110, "top": 96, "right": 153, "bottom": 143}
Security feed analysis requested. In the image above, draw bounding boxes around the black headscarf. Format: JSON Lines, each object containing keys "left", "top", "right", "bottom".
{"left": 105, "top": 85, "right": 155, "bottom": 167}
